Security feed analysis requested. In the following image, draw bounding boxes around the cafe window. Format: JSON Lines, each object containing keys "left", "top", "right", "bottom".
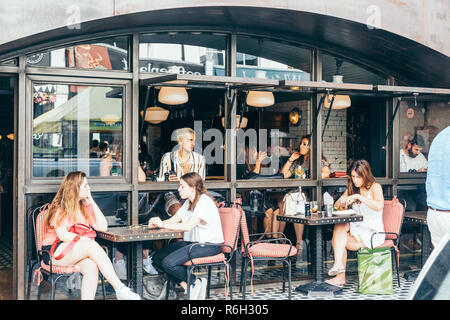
{"left": 32, "top": 83, "right": 124, "bottom": 178}
{"left": 138, "top": 85, "right": 226, "bottom": 182}
{"left": 26, "top": 36, "right": 130, "bottom": 71}
{"left": 320, "top": 54, "right": 388, "bottom": 178}
{"left": 398, "top": 98, "right": 450, "bottom": 175}
{"left": 236, "top": 35, "right": 312, "bottom": 81}
{"left": 235, "top": 88, "right": 313, "bottom": 181}
{"left": 139, "top": 32, "right": 227, "bottom": 75}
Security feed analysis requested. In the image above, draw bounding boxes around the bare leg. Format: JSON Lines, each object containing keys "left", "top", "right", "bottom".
{"left": 293, "top": 224, "right": 305, "bottom": 249}
{"left": 263, "top": 208, "right": 274, "bottom": 236}
{"left": 328, "top": 231, "right": 365, "bottom": 286}
{"left": 52, "top": 239, "right": 124, "bottom": 292}
{"left": 76, "top": 258, "right": 99, "bottom": 300}
{"left": 331, "top": 223, "right": 350, "bottom": 268}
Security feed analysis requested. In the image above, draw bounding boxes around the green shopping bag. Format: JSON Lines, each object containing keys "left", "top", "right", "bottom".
{"left": 357, "top": 246, "right": 393, "bottom": 295}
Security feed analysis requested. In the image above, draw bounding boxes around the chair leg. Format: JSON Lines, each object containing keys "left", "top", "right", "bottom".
{"left": 187, "top": 268, "right": 192, "bottom": 300}
{"left": 288, "top": 259, "right": 292, "bottom": 300}
{"left": 51, "top": 279, "right": 57, "bottom": 300}
{"left": 394, "top": 250, "right": 400, "bottom": 287}
{"left": 239, "top": 257, "right": 245, "bottom": 293}
{"left": 282, "top": 260, "right": 286, "bottom": 292}
{"left": 165, "top": 279, "right": 171, "bottom": 300}
{"left": 241, "top": 259, "right": 249, "bottom": 300}
{"left": 207, "top": 266, "right": 212, "bottom": 299}
{"left": 229, "top": 264, "right": 233, "bottom": 300}
{"left": 37, "top": 283, "right": 42, "bottom": 300}
{"left": 100, "top": 274, "right": 106, "bottom": 299}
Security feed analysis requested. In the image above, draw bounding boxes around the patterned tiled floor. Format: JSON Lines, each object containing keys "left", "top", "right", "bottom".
{"left": 0, "top": 234, "right": 420, "bottom": 300}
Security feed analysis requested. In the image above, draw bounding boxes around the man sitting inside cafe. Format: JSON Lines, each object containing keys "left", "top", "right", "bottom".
{"left": 400, "top": 134, "right": 428, "bottom": 173}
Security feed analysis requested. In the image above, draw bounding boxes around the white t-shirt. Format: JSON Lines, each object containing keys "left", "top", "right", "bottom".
{"left": 399, "top": 149, "right": 428, "bottom": 172}
{"left": 178, "top": 194, "right": 224, "bottom": 244}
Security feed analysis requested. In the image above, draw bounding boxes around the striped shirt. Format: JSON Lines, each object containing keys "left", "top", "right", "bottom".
{"left": 158, "top": 150, "right": 206, "bottom": 180}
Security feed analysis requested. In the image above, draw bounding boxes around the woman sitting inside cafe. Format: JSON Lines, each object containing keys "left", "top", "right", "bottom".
{"left": 326, "top": 159, "right": 385, "bottom": 288}
{"left": 148, "top": 172, "right": 224, "bottom": 300}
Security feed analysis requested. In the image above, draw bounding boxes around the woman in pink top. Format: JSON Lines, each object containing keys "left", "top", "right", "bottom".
{"left": 42, "top": 171, "right": 140, "bottom": 300}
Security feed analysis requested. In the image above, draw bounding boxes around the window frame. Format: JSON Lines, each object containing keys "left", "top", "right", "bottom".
{"left": 25, "top": 75, "right": 132, "bottom": 185}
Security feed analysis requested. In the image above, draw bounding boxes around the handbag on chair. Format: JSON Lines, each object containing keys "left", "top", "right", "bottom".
{"left": 357, "top": 245, "right": 394, "bottom": 295}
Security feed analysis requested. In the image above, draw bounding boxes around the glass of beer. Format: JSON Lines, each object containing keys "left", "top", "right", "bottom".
{"left": 311, "top": 201, "right": 318, "bottom": 214}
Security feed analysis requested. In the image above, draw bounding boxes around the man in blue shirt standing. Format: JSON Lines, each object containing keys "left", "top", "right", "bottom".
{"left": 426, "top": 126, "right": 450, "bottom": 248}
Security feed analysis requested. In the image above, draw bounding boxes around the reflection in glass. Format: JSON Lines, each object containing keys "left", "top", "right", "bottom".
{"left": 236, "top": 35, "right": 311, "bottom": 80}
{"left": 26, "top": 37, "right": 129, "bottom": 71}
{"left": 139, "top": 32, "right": 227, "bottom": 75}
{"left": 32, "top": 83, "right": 124, "bottom": 177}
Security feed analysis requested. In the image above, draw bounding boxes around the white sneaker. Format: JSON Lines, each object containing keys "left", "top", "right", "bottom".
{"left": 113, "top": 259, "right": 127, "bottom": 281}
{"left": 188, "top": 279, "right": 202, "bottom": 300}
{"left": 143, "top": 256, "right": 158, "bottom": 275}
{"left": 198, "top": 277, "right": 207, "bottom": 300}
{"left": 116, "top": 285, "right": 141, "bottom": 300}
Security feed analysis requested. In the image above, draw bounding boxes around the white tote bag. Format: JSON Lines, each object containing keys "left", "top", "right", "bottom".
{"left": 283, "top": 192, "right": 305, "bottom": 216}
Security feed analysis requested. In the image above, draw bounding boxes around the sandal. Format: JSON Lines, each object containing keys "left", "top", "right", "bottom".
{"left": 327, "top": 265, "right": 346, "bottom": 276}
{"left": 325, "top": 279, "right": 345, "bottom": 288}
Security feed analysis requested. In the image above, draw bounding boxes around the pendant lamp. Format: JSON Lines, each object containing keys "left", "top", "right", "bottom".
{"left": 100, "top": 114, "right": 121, "bottom": 126}
{"left": 140, "top": 106, "right": 170, "bottom": 124}
{"left": 246, "top": 90, "right": 275, "bottom": 107}
{"left": 324, "top": 61, "right": 351, "bottom": 109}
{"left": 158, "top": 86, "right": 188, "bottom": 105}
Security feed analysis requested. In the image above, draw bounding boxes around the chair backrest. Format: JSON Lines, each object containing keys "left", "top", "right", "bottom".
{"left": 217, "top": 201, "right": 242, "bottom": 254}
{"left": 382, "top": 196, "right": 405, "bottom": 240}
{"left": 32, "top": 203, "right": 50, "bottom": 253}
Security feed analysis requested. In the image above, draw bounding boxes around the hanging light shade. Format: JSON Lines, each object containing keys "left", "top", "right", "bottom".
{"left": 100, "top": 114, "right": 121, "bottom": 126}
{"left": 158, "top": 86, "right": 188, "bottom": 105}
{"left": 246, "top": 91, "right": 274, "bottom": 107}
{"left": 221, "top": 115, "right": 248, "bottom": 128}
{"left": 140, "top": 107, "right": 170, "bottom": 124}
{"left": 324, "top": 94, "right": 351, "bottom": 109}
{"left": 7, "top": 133, "right": 14, "bottom": 140}
{"left": 323, "top": 75, "right": 351, "bottom": 109}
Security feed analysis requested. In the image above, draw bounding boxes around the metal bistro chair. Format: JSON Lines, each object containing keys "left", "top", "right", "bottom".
{"left": 31, "top": 203, "right": 107, "bottom": 300}
{"left": 165, "top": 200, "right": 242, "bottom": 300}
{"left": 239, "top": 200, "right": 297, "bottom": 300}
{"left": 370, "top": 196, "right": 405, "bottom": 287}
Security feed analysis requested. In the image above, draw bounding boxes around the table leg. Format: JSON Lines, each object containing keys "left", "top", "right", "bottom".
{"left": 421, "top": 224, "right": 431, "bottom": 267}
{"left": 295, "top": 225, "right": 343, "bottom": 296}
{"left": 404, "top": 223, "right": 432, "bottom": 281}
{"left": 130, "top": 242, "right": 143, "bottom": 296}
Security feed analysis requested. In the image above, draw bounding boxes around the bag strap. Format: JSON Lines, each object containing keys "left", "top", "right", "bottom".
{"left": 50, "top": 234, "right": 81, "bottom": 260}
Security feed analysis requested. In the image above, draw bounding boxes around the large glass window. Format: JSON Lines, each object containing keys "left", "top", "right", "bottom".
{"left": 321, "top": 54, "right": 388, "bottom": 178}
{"left": 138, "top": 85, "right": 225, "bottom": 181}
{"left": 32, "top": 83, "right": 124, "bottom": 178}
{"left": 398, "top": 98, "right": 450, "bottom": 175}
{"left": 26, "top": 36, "right": 130, "bottom": 71}
{"left": 236, "top": 35, "right": 311, "bottom": 81}
{"left": 139, "top": 32, "right": 227, "bottom": 75}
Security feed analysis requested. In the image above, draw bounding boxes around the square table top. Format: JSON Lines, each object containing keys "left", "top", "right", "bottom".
{"left": 277, "top": 212, "right": 363, "bottom": 226}
{"left": 96, "top": 225, "right": 184, "bottom": 242}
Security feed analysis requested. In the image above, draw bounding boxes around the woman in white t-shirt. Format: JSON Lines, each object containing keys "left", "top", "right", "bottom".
{"left": 149, "top": 172, "right": 224, "bottom": 299}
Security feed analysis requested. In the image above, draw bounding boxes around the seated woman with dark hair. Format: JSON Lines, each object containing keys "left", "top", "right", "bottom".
{"left": 326, "top": 160, "right": 385, "bottom": 288}
{"left": 149, "top": 172, "right": 224, "bottom": 300}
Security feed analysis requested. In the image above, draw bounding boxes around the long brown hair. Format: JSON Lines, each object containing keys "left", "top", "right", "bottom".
{"left": 346, "top": 160, "right": 376, "bottom": 196}
{"left": 180, "top": 172, "right": 213, "bottom": 211}
{"left": 45, "top": 171, "right": 90, "bottom": 228}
